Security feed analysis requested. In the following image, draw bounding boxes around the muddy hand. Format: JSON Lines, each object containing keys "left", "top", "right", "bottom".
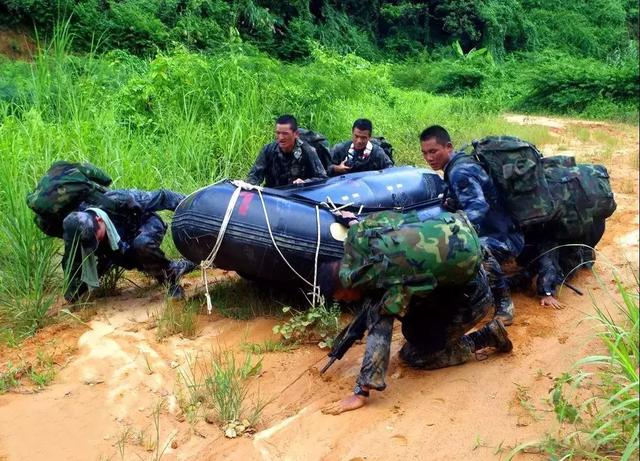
{"left": 321, "top": 394, "right": 367, "bottom": 415}
{"left": 540, "top": 295, "right": 563, "bottom": 310}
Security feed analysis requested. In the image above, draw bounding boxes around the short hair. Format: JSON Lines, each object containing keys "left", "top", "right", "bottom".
{"left": 352, "top": 118, "right": 373, "bottom": 135}
{"left": 276, "top": 114, "right": 298, "bottom": 132}
{"left": 419, "top": 125, "right": 452, "bottom": 145}
{"left": 62, "top": 211, "right": 99, "bottom": 251}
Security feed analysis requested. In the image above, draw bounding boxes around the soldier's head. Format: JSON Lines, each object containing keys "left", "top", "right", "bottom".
{"left": 318, "top": 260, "right": 363, "bottom": 302}
{"left": 420, "top": 125, "right": 454, "bottom": 171}
{"left": 62, "top": 211, "right": 107, "bottom": 251}
{"left": 275, "top": 114, "right": 299, "bottom": 154}
{"left": 352, "top": 119, "right": 373, "bottom": 151}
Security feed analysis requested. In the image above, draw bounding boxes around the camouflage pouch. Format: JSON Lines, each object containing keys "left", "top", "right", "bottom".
{"left": 27, "top": 161, "right": 117, "bottom": 236}
{"left": 470, "top": 136, "right": 558, "bottom": 227}
{"left": 545, "top": 163, "right": 616, "bottom": 239}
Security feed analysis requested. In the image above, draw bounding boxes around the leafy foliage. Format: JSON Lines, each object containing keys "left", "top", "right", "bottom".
{"left": 0, "top": 0, "right": 636, "bottom": 61}
{"left": 273, "top": 303, "right": 342, "bottom": 348}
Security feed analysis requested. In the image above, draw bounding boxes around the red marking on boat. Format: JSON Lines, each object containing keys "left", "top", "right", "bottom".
{"left": 238, "top": 192, "right": 254, "bottom": 215}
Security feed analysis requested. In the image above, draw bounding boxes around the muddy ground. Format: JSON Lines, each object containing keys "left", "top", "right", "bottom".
{"left": 0, "top": 115, "right": 638, "bottom": 461}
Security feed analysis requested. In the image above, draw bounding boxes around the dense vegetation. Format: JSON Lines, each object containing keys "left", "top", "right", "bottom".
{"left": 1, "top": 0, "right": 638, "bottom": 61}
{"left": 0, "top": 1, "right": 637, "bottom": 340}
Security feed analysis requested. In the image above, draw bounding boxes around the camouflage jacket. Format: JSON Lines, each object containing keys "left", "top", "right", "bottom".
{"left": 80, "top": 189, "right": 184, "bottom": 242}
{"left": 444, "top": 152, "right": 522, "bottom": 246}
{"left": 339, "top": 210, "right": 483, "bottom": 314}
{"left": 327, "top": 141, "right": 393, "bottom": 176}
{"left": 246, "top": 139, "right": 327, "bottom": 187}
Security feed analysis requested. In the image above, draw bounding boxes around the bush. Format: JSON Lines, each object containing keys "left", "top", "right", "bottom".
{"left": 519, "top": 56, "right": 640, "bottom": 114}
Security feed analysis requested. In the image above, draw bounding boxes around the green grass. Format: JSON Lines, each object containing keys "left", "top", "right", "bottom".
{"left": 155, "top": 298, "right": 200, "bottom": 340}
{"left": 509, "top": 274, "right": 639, "bottom": 460}
{"left": 241, "top": 339, "right": 298, "bottom": 354}
{"left": 0, "top": 28, "right": 636, "bottom": 345}
{"left": 177, "top": 349, "right": 266, "bottom": 429}
{"left": 272, "top": 302, "right": 342, "bottom": 348}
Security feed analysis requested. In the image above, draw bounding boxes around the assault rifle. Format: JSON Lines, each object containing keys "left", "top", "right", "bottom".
{"left": 320, "top": 298, "right": 402, "bottom": 374}
{"left": 320, "top": 301, "right": 370, "bottom": 374}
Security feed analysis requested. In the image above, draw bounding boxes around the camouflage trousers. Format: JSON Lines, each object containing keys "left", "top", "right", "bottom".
{"left": 399, "top": 269, "right": 493, "bottom": 369}
{"left": 355, "top": 269, "right": 493, "bottom": 390}
{"left": 481, "top": 234, "right": 523, "bottom": 292}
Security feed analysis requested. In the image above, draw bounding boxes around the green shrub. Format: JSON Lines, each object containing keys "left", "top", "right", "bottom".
{"left": 519, "top": 56, "right": 640, "bottom": 114}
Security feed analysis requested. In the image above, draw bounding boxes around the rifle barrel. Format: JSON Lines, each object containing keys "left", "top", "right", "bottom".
{"left": 564, "top": 281, "right": 584, "bottom": 296}
{"left": 320, "top": 357, "right": 337, "bottom": 374}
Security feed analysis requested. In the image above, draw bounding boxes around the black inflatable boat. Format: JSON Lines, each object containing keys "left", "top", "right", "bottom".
{"left": 172, "top": 166, "right": 445, "bottom": 285}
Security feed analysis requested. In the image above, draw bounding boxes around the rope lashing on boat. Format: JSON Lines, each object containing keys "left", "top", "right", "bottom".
{"left": 199, "top": 180, "right": 323, "bottom": 314}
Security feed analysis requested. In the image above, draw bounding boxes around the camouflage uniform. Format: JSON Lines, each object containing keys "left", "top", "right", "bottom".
{"left": 246, "top": 139, "right": 327, "bottom": 187}
{"left": 327, "top": 141, "right": 393, "bottom": 176}
{"left": 514, "top": 218, "right": 604, "bottom": 297}
{"left": 339, "top": 210, "right": 497, "bottom": 392}
{"left": 63, "top": 189, "right": 194, "bottom": 302}
{"left": 443, "top": 152, "right": 524, "bottom": 262}
{"left": 443, "top": 152, "right": 523, "bottom": 322}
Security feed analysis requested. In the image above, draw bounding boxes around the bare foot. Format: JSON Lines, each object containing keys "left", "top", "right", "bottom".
{"left": 322, "top": 394, "right": 367, "bottom": 415}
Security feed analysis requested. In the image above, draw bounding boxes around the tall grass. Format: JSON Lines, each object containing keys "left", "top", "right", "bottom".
{"left": 509, "top": 275, "right": 639, "bottom": 460}
{"left": 0, "top": 28, "right": 624, "bottom": 344}
{"left": 178, "top": 349, "right": 265, "bottom": 428}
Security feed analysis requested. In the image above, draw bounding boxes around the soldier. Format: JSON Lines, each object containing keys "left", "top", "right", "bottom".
{"left": 420, "top": 125, "right": 524, "bottom": 325}
{"left": 62, "top": 189, "right": 196, "bottom": 302}
{"left": 246, "top": 114, "right": 327, "bottom": 187}
{"left": 513, "top": 218, "right": 605, "bottom": 308}
{"left": 328, "top": 119, "right": 393, "bottom": 176}
{"left": 320, "top": 209, "right": 513, "bottom": 415}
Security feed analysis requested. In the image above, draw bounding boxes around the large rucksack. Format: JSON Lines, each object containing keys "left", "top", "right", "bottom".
{"left": 371, "top": 136, "right": 394, "bottom": 164}
{"left": 340, "top": 210, "right": 482, "bottom": 314}
{"left": 27, "top": 161, "right": 117, "bottom": 237}
{"left": 298, "top": 128, "right": 332, "bottom": 170}
{"left": 466, "top": 136, "right": 559, "bottom": 227}
{"left": 543, "top": 163, "right": 616, "bottom": 240}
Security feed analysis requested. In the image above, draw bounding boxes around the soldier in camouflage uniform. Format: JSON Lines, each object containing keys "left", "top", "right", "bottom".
{"left": 320, "top": 209, "right": 513, "bottom": 415}
{"left": 328, "top": 119, "right": 393, "bottom": 176}
{"left": 246, "top": 114, "right": 327, "bottom": 187}
{"left": 62, "top": 188, "right": 196, "bottom": 303}
{"left": 420, "top": 125, "right": 524, "bottom": 326}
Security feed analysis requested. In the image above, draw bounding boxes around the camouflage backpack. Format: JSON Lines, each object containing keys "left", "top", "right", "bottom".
{"left": 339, "top": 210, "right": 482, "bottom": 314}
{"left": 467, "top": 136, "right": 559, "bottom": 227}
{"left": 544, "top": 163, "right": 616, "bottom": 240}
{"left": 27, "top": 161, "right": 116, "bottom": 237}
{"left": 371, "top": 136, "right": 394, "bottom": 164}
{"left": 298, "top": 128, "right": 332, "bottom": 170}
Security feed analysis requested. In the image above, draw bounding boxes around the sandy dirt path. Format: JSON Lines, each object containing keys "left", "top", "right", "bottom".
{"left": 0, "top": 114, "right": 637, "bottom": 461}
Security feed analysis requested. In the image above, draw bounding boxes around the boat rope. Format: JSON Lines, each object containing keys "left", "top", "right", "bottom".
{"left": 199, "top": 180, "right": 323, "bottom": 314}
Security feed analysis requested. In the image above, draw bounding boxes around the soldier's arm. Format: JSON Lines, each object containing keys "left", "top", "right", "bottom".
{"left": 246, "top": 146, "right": 270, "bottom": 186}
{"left": 535, "top": 246, "right": 560, "bottom": 297}
{"left": 328, "top": 143, "right": 349, "bottom": 176}
{"left": 122, "top": 189, "right": 185, "bottom": 212}
{"left": 373, "top": 147, "right": 393, "bottom": 170}
{"left": 448, "top": 167, "right": 490, "bottom": 228}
